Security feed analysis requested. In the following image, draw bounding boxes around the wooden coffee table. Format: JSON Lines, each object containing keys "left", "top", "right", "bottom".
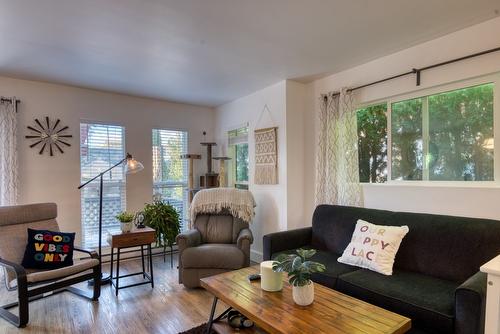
{"left": 200, "top": 266, "right": 411, "bottom": 334}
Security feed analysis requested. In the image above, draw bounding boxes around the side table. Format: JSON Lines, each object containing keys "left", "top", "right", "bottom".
{"left": 109, "top": 226, "right": 156, "bottom": 296}
{"left": 481, "top": 254, "right": 500, "bottom": 334}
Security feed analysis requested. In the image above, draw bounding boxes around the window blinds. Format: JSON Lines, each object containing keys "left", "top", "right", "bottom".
{"left": 80, "top": 123, "right": 125, "bottom": 247}
{"left": 152, "top": 129, "right": 188, "bottom": 229}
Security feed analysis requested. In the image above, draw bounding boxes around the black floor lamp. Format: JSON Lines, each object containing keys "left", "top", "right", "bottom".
{"left": 78, "top": 153, "right": 144, "bottom": 285}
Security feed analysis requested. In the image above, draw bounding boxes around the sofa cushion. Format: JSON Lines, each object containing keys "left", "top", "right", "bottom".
{"left": 181, "top": 244, "right": 245, "bottom": 270}
{"left": 337, "top": 269, "right": 458, "bottom": 334}
{"left": 272, "top": 248, "right": 359, "bottom": 289}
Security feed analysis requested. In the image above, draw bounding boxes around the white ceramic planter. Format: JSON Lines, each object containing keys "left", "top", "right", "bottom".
{"left": 120, "top": 221, "right": 134, "bottom": 233}
{"left": 292, "top": 281, "right": 315, "bottom": 306}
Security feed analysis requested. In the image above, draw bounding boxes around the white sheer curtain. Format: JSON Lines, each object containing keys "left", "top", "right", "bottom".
{"left": 0, "top": 98, "right": 18, "bottom": 206}
{"left": 315, "top": 88, "right": 363, "bottom": 207}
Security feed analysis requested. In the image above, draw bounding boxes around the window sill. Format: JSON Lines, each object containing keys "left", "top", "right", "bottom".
{"left": 361, "top": 182, "right": 500, "bottom": 189}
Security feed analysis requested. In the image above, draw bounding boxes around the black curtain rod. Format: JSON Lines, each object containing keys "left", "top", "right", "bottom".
{"left": 326, "top": 45, "right": 500, "bottom": 98}
{"left": 0, "top": 97, "right": 20, "bottom": 105}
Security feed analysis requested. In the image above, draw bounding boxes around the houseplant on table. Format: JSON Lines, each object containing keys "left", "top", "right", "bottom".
{"left": 272, "top": 249, "right": 326, "bottom": 306}
{"left": 116, "top": 211, "right": 135, "bottom": 233}
{"left": 142, "top": 199, "right": 181, "bottom": 267}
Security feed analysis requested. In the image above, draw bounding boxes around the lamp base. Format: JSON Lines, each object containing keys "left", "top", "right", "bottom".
{"left": 88, "top": 274, "right": 112, "bottom": 286}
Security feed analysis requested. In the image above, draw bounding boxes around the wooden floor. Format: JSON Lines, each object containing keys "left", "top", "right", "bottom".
{"left": 0, "top": 255, "right": 228, "bottom": 334}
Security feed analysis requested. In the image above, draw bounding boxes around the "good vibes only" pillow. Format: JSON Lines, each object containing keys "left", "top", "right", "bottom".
{"left": 21, "top": 229, "right": 75, "bottom": 270}
{"left": 338, "top": 220, "right": 409, "bottom": 275}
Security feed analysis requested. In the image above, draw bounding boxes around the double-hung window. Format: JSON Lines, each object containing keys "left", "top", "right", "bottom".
{"left": 357, "top": 79, "right": 496, "bottom": 183}
{"left": 152, "top": 129, "right": 189, "bottom": 230}
{"left": 228, "top": 126, "right": 249, "bottom": 189}
{"left": 80, "top": 123, "right": 125, "bottom": 247}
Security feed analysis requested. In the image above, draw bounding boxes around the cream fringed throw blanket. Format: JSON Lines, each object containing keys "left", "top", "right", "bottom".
{"left": 190, "top": 188, "right": 256, "bottom": 227}
{"left": 255, "top": 127, "right": 278, "bottom": 184}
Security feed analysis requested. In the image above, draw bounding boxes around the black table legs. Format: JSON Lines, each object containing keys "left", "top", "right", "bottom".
{"left": 110, "top": 244, "right": 154, "bottom": 296}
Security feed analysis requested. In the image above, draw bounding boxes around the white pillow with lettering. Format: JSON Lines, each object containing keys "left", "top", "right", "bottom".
{"left": 338, "top": 220, "right": 409, "bottom": 275}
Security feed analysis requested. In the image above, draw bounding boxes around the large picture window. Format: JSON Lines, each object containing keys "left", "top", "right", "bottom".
{"left": 357, "top": 103, "right": 387, "bottom": 183}
{"left": 357, "top": 81, "right": 495, "bottom": 183}
{"left": 80, "top": 123, "right": 125, "bottom": 247}
{"left": 152, "top": 129, "right": 189, "bottom": 230}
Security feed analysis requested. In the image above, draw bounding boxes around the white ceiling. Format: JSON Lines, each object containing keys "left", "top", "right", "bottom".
{"left": 0, "top": 1, "right": 498, "bottom": 107}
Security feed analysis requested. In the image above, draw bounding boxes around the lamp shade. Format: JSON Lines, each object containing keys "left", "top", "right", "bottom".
{"left": 125, "top": 154, "right": 144, "bottom": 174}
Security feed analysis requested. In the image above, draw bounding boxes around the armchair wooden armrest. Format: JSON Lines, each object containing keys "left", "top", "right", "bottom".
{"left": 74, "top": 247, "right": 99, "bottom": 259}
{"left": 0, "top": 257, "right": 27, "bottom": 291}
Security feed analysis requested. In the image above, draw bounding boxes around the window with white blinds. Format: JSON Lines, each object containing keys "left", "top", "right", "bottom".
{"left": 80, "top": 123, "right": 126, "bottom": 248}
{"left": 152, "top": 129, "right": 188, "bottom": 230}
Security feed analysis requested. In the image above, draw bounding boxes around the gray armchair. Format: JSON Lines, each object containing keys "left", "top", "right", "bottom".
{"left": 0, "top": 203, "right": 100, "bottom": 328}
{"left": 176, "top": 212, "right": 253, "bottom": 288}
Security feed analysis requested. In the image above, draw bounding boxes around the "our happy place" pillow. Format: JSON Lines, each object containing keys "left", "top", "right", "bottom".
{"left": 338, "top": 220, "right": 409, "bottom": 275}
{"left": 21, "top": 229, "right": 75, "bottom": 270}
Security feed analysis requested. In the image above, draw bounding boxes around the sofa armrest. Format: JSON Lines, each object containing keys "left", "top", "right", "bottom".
{"left": 237, "top": 228, "right": 253, "bottom": 266}
{"left": 176, "top": 229, "right": 201, "bottom": 253}
{"left": 237, "top": 228, "right": 254, "bottom": 249}
{"left": 263, "top": 227, "right": 312, "bottom": 261}
{"left": 455, "top": 271, "right": 487, "bottom": 334}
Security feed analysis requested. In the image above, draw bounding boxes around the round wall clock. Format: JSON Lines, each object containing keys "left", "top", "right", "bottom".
{"left": 25, "top": 117, "right": 72, "bottom": 156}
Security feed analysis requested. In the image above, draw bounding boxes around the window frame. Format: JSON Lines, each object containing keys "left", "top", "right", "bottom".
{"left": 151, "top": 127, "right": 189, "bottom": 230}
{"left": 79, "top": 121, "right": 126, "bottom": 248}
{"left": 227, "top": 124, "right": 249, "bottom": 189}
{"left": 357, "top": 73, "right": 500, "bottom": 186}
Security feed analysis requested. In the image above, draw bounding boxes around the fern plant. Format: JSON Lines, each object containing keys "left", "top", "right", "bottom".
{"left": 272, "top": 249, "right": 326, "bottom": 287}
{"left": 142, "top": 200, "right": 180, "bottom": 249}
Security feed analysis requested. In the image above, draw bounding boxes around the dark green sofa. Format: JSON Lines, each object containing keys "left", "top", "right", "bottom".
{"left": 263, "top": 205, "right": 500, "bottom": 334}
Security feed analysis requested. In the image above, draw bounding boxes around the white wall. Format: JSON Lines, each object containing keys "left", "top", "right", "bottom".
{"left": 214, "top": 80, "right": 308, "bottom": 260}
{"left": 214, "top": 81, "right": 288, "bottom": 261}
{"left": 285, "top": 81, "right": 307, "bottom": 230}
{"left": 304, "top": 16, "right": 500, "bottom": 222}
{"left": 0, "top": 76, "right": 214, "bottom": 245}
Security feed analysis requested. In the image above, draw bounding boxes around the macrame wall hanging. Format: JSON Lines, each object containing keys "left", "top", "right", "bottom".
{"left": 254, "top": 104, "right": 278, "bottom": 185}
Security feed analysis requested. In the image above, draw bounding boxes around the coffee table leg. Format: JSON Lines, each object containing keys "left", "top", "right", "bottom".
{"left": 205, "top": 296, "right": 218, "bottom": 334}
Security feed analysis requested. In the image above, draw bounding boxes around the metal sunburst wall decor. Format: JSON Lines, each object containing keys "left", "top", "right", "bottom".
{"left": 25, "top": 117, "right": 72, "bottom": 156}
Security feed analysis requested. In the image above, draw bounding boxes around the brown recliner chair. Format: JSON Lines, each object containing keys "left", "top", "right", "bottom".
{"left": 176, "top": 212, "right": 253, "bottom": 288}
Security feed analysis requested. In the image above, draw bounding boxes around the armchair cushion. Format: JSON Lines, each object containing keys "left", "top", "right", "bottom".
{"left": 21, "top": 229, "right": 75, "bottom": 270}
{"left": 8, "top": 258, "right": 99, "bottom": 289}
{"left": 181, "top": 244, "right": 245, "bottom": 270}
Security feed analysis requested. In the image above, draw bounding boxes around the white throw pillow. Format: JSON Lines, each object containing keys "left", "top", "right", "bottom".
{"left": 338, "top": 220, "right": 409, "bottom": 275}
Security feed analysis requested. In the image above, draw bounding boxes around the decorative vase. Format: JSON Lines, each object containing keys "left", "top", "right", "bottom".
{"left": 120, "top": 222, "right": 133, "bottom": 233}
{"left": 292, "top": 281, "right": 314, "bottom": 306}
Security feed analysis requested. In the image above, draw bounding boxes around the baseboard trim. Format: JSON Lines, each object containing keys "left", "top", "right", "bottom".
{"left": 250, "top": 249, "right": 263, "bottom": 263}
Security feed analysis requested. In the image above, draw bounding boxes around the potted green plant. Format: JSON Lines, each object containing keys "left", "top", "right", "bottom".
{"left": 272, "top": 249, "right": 326, "bottom": 306}
{"left": 116, "top": 211, "right": 135, "bottom": 233}
{"left": 142, "top": 200, "right": 181, "bottom": 253}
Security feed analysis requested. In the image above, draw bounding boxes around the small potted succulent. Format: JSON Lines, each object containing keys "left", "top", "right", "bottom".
{"left": 272, "top": 249, "right": 326, "bottom": 306}
{"left": 116, "top": 211, "right": 135, "bottom": 233}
